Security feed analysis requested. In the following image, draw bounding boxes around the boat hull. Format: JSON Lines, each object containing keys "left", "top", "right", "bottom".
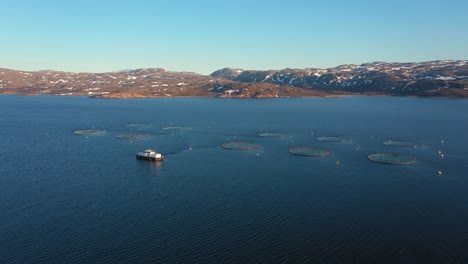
{"left": 136, "top": 155, "right": 163, "bottom": 161}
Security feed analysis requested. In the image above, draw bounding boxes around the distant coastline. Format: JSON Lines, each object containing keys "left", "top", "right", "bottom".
{"left": 1, "top": 60, "right": 467, "bottom": 98}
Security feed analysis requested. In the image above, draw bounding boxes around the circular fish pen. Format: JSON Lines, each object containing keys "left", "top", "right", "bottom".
{"left": 162, "top": 126, "right": 191, "bottom": 131}
{"left": 368, "top": 153, "right": 416, "bottom": 165}
{"left": 259, "top": 132, "right": 290, "bottom": 138}
{"left": 221, "top": 142, "right": 260, "bottom": 150}
{"left": 289, "top": 147, "right": 331, "bottom": 157}
{"left": 74, "top": 129, "right": 106, "bottom": 135}
{"left": 115, "top": 133, "right": 149, "bottom": 139}
{"left": 383, "top": 140, "right": 417, "bottom": 148}
{"left": 125, "top": 123, "right": 150, "bottom": 128}
{"left": 316, "top": 136, "right": 350, "bottom": 143}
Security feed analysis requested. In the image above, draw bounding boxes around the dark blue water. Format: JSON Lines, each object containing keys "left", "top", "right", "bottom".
{"left": 1, "top": 95, "right": 468, "bottom": 263}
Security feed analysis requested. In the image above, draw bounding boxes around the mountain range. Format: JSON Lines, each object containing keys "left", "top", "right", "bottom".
{"left": 1, "top": 60, "right": 467, "bottom": 98}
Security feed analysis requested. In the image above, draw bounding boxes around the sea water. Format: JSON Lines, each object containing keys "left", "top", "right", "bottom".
{"left": 1, "top": 95, "right": 468, "bottom": 263}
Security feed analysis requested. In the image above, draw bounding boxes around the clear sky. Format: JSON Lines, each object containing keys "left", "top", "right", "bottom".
{"left": 1, "top": 0, "right": 467, "bottom": 74}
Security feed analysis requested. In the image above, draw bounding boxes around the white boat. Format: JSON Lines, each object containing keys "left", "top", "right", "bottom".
{"left": 136, "top": 149, "right": 163, "bottom": 161}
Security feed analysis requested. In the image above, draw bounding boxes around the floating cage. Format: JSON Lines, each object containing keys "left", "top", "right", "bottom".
{"left": 125, "top": 123, "right": 150, "bottom": 128}
{"left": 368, "top": 153, "right": 416, "bottom": 165}
{"left": 74, "top": 129, "right": 106, "bottom": 135}
{"left": 221, "top": 142, "right": 260, "bottom": 150}
{"left": 383, "top": 140, "right": 417, "bottom": 148}
{"left": 162, "top": 126, "right": 191, "bottom": 131}
{"left": 289, "top": 147, "right": 331, "bottom": 157}
{"left": 316, "top": 136, "right": 350, "bottom": 143}
{"left": 115, "top": 133, "right": 149, "bottom": 139}
{"left": 259, "top": 132, "right": 290, "bottom": 138}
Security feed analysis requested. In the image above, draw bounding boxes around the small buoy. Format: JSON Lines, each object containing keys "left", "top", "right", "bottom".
{"left": 336, "top": 161, "right": 340, "bottom": 165}
{"left": 438, "top": 171, "right": 442, "bottom": 175}
{"left": 441, "top": 140, "right": 444, "bottom": 144}
{"left": 438, "top": 150, "right": 442, "bottom": 155}
{"left": 441, "top": 154, "right": 444, "bottom": 158}
{"left": 256, "top": 153, "right": 259, "bottom": 156}
{"left": 189, "top": 146, "right": 192, "bottom": 151}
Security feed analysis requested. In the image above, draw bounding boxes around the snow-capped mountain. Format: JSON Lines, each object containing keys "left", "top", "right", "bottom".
{"left": 211, "top": 61, "right": 468, "bottom": 97}
{"left": 0, "top": 67, "right": 311, "bottom": 98}
{"left": 0, "top": 61, "right": 467, "bottom": 98}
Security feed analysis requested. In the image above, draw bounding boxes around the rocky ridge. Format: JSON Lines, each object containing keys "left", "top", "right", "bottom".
{"left": 211, "top": 61, "right": 468, "bottom": 97}
{"left": 0, "top": 60, "right": 467, "bottom": 98}
{"left": 0, "top": 67, "right": 321, "bottom": 98}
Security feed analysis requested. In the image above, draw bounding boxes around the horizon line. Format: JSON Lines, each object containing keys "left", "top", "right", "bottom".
{"left": 1, "top": 59, "right": 466, "bottom": 75}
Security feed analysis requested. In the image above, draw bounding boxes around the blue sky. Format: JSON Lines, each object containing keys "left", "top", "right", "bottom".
{"left": 1, "top": 0, "right": 467, "bottom": 74}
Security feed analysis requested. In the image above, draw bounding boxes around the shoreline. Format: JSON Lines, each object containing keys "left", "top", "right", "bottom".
{"left": 1, "top": 92, "right": 467, "bottom": 99}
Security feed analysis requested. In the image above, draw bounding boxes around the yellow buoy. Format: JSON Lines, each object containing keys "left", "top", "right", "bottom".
{"left": 438, "top": 171, "right": 442, "bottom": 175}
